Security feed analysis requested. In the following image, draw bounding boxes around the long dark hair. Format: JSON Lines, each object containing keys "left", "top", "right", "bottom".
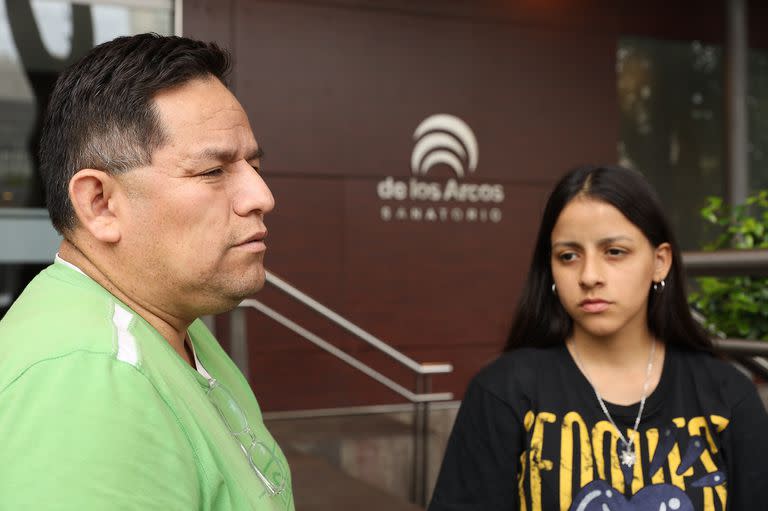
{"left": 505, "top": 165, "right": 713, "bottom": 353}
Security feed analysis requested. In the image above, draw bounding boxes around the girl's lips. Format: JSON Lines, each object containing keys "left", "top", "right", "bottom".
{"left": 580, "top": 300, "right": 610, "bottom": 313}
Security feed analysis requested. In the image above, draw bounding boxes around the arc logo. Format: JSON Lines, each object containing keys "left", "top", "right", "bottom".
{"left": 411, "top": 114, "right": 478, "bottom": 178}
{"left": 376, "top": 114, "right": 504, "bottom": 224}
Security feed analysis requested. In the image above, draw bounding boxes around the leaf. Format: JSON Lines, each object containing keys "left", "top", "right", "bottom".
{"left": 691, "top": 189, "right": 768, "bottom": 342}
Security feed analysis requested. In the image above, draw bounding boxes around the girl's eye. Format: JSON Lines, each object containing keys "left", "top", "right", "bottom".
{"left": 558, "top": 252, "right": 577, "bottom": 262}
{"left": 607, "top": 248, "right": 626, "bottom": 257}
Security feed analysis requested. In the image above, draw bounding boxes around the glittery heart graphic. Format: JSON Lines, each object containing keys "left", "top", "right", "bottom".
{"left": 570, "top": 480, "right": 695, "bottom": 511}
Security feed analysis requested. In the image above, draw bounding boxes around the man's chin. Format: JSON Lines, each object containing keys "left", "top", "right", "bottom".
{"left": 194, "top": 280, "right": 264, "bottom": 317}
{"left": 229, "top": 277, "right": 266, "bottom": 304}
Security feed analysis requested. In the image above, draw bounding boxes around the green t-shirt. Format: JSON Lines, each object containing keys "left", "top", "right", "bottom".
{"left": 0, "top": 260, "right": 294, "bottom": 511}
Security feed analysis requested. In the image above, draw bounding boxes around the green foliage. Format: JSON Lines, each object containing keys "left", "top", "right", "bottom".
{"left": 688, "top": 190, "right": 768, "bottom": 340}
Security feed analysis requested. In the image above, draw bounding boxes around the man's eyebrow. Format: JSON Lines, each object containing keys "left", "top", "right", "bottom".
{"left": 192, "top": 145, "right": 264, "bottom": 163}
{"left": 246, "top": 146, "right": 264, "bottom": 161}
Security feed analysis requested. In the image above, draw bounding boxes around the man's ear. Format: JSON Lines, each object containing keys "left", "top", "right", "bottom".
{"left": 653, "top": 242, "right": 673, "bottom": 282}
{"left": 68, "top": 169, "right": 121, "bottom": 243}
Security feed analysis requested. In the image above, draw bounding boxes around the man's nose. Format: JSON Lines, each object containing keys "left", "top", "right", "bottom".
{"left": 233, "top": 162, "right": 275, "bottom": 216}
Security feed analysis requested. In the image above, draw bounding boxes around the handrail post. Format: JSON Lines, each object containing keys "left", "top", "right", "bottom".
{"left": 413, "top": 373, "right": 431, "bottom": 506}
{"left": 725, "top": 0, "right": 749, "bottom": 207}
{"left": 228, "top": 307, "right": 251, "bottom": 383}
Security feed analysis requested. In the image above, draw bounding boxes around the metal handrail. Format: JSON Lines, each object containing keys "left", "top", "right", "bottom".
{"left": 263, "top": 400, "right": 461, "bottom": 421}
{"left": 240, "top": 299, "right": 452, "bottom": 403}
{"left": 713, "top": 339, "right": 768, "bottom": 380}
{"left": 683, "top": 249, "right": 768, "bottom": 276}
{"left": 237, "top": 269, "right": 454, "bottom": 506}
{"left": 682, "top": 249, "right": 768, "bottom": 380}
{"left": 264, "top": 270, "right": 452, "bottom": 375}
{"left": 714, "top": 338, "right": 768, "bottom": 357}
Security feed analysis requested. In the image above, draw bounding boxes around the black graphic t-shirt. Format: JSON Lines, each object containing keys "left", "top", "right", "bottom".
{"left": 429, "top": 345, "right": 768, "bottom": 511}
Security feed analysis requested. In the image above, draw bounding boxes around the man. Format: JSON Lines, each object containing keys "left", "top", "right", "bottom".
{"left": 0, "top": 34, "right": 293, "bottom": 510}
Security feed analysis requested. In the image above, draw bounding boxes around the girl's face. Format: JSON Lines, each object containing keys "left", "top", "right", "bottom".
{"left": 550, "top": 197, "right": 671, "bottom": 341}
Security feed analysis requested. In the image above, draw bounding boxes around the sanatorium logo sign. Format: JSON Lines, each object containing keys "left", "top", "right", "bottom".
{"left": 377, "top": 114, "right": 504, "bottom": 223}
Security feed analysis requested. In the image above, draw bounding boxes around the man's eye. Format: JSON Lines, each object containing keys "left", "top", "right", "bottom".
{"left": 202, "top": 168, "right": 223, "bottom": 177}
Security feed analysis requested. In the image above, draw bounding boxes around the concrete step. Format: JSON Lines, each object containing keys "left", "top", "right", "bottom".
{"left": 266, "top": 407, "right": 459, "bottom": 507}
{"left": 285, "top": 446, "right": 423, "bottom": 511}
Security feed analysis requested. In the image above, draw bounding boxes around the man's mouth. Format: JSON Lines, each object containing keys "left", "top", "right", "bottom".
{"left": 235, "top": 230, "right": 268, "bottom": 251}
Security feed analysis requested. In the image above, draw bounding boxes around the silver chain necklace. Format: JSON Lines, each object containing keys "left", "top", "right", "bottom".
{"left": 570, "top": 339, "right": 656, "bottom": 468}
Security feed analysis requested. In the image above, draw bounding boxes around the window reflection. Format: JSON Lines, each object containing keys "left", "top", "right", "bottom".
{"left": 618, "top": 37, "right": 768, "bottom": 250}
{"left": 0, "top": 0, "right": 172, "bottom": 209}
{"left": 749, "top": 50, "right": 768, "bottom": 193}
{"left": 618, "top": 37, "right": 724, "bottom": 251}
{"left": 0, "top": 0, "right": 171, "bottom": 319}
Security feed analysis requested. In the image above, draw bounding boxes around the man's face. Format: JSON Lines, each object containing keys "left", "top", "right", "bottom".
{"left": 112, "top": 77, "right": 274, "bottom": 319}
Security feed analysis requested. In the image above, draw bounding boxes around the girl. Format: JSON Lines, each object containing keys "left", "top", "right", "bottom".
{"left": 429, "top": 165, "right": 768, "bottom": 511}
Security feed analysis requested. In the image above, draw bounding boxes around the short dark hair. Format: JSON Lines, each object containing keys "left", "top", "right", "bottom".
{"left": 505, "top": 165, "right": 714, "bottom": 353}
{"left": 39, "top": 33, "right": 231, "bottom": 234}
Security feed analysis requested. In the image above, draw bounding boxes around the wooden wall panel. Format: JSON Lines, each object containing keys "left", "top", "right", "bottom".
{"left": 259, "top": 176, "right": 345, "bottom": 310}
{"left": 619, "top": 1, "right": 725, "bottom": 44}
{"left": 232, "top": 1, "right": 618, "bottom": 182}
{"left": 341, "top": 180, "right": 549, "bottom": 349}
{"left": 182, "top": 0, "right": 235, "bottom": 51}
{"left": 246, "top": 176, "right": 360, "bottom": 354}
{"left": 186, "top": 0, "right": 620, "bottom": 411}
{"left": 618, "top": 1, "right": 768, "bottom": 50}
{"left": 246, "top": 319, "right": 505, "bottom": 410}
{"left": 241, "top": 179, "right": 553, "bottom": 409}
{"left": 251, "top": 0, "right": 618, "bottom": 32}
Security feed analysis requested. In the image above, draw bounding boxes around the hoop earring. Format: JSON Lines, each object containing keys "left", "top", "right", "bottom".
{"left": 551, "top": 283, "right": 557, "bottom": 294}
{"left": 653, "top": 279, "right": 666, "bottom": 292}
